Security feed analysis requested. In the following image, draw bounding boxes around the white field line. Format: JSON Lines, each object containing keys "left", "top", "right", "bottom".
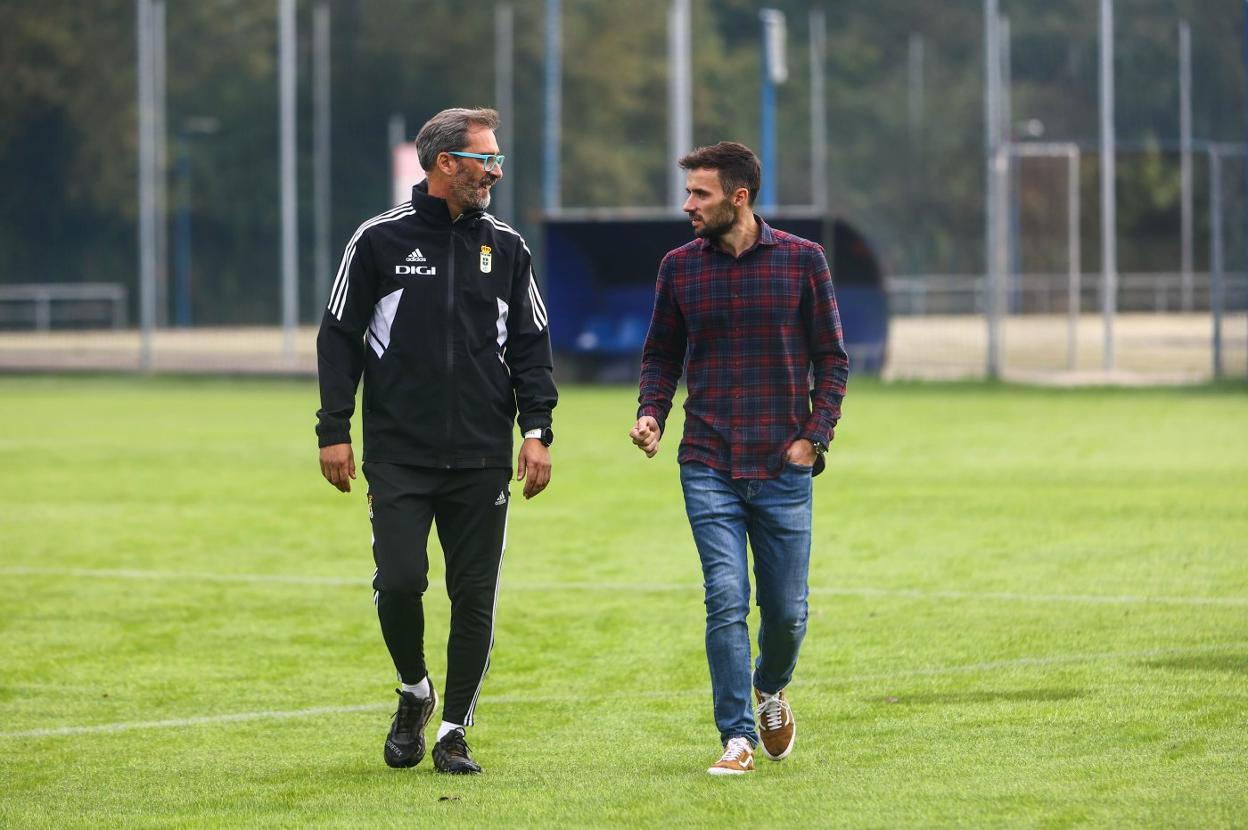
{"left": 2, "top": 643, "right": 1243, "bottom": 740}
{"left": 504, "top": 581, "right": 1248, "bottom": 608}
{"left": 2, "top": 566, "right": 1247, "bottom": 608}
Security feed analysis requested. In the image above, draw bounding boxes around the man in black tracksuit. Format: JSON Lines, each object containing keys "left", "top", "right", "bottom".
{"left": 316, "top": 108, "right": 557, "bottom": 775}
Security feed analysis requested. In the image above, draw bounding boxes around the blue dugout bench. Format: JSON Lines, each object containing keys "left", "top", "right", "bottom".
{"left": 541, "top": 209, "right": 888, "bottom": 377}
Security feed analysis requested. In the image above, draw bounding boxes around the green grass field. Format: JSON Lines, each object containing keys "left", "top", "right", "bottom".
{"left": 1, "top": 376, "right": 1245, "bottom": 828}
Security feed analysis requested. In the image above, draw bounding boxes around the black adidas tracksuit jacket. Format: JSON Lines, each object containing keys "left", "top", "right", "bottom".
{"left": 315, "top": 181, "right": 557, "bottom": 466}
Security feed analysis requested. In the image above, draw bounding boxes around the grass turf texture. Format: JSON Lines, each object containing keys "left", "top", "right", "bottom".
{"left": 0, "top": 376, "right": 1245, "bottom": 829}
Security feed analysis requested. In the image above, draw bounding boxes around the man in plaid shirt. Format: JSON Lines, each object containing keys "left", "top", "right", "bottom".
{"left": 630, "top": 141, "right": 848, "bottom": 776}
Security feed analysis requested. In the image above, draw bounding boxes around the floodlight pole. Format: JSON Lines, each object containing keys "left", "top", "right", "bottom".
{"left": 1210, "top": 147, "right": 1224, "bottom": 379}
{"left": 810, "top": 9, "right": 828, "bottom": 213}
{"left": 907, "top": 32, "right": 924, "bottom": 153}
{"left": 759, "top": 9, "right": 786, "bottom": 211}
{"left": 1001, "top": 17, "right": 1021, "bottom": 311}
{"left": 1179, "top": 20, "right": 1194, "bottom": 312}
{"left": 495, "top": 3, "right": 515, "bottom": 222}
{"left": 136, "top": 0, "right": 157, "bottom": 370}
{"left": 1066, "top": 149, "right": 1081, "bottom": 370}
{"left": 906, "top": 31, "right": 923, "bottom": 271}
{"left": 668, "top": 0, "right": 692, "bottom": 210}
{"left": 279, "top": 0, "right": 298, "bottom": 358}
{"left": 759, "top": 19, "right": 776, "bottom": 210}
{"left": 543, "top": 0, "right": 561, "bottom": 212}
{"left": 1099, "top": 0, "right": 1117, "bottom": 371}
{"left": 983, "top": 0, "right": 1005, "bottom": 379}
{"left": 314, "top": 1, "right": 332, "bottom": 313}
{"left": 153, "top": 0, "right": 168, "bottom": 328}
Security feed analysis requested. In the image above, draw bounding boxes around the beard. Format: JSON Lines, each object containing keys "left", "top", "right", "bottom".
{"left": 690, "top": 196, "right": 736, "bottom": 240}
{"left": 450, "top": 169, "right": 493, "bottom": 211}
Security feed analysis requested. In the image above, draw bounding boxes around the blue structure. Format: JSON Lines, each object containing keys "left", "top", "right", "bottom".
{"left": 541, "top": 210, "right": 888, "bottom": 377}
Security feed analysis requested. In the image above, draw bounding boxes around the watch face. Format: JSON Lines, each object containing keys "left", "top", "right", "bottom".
{"left": 541, "top": 427, "right": 554, "bottom": 447}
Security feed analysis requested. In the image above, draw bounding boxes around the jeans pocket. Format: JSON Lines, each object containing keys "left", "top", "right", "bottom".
{"left": 782, "top": 459, "right": 815, "bottom": 476}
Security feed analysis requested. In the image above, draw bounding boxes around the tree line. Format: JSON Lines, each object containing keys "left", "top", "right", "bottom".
{"left": 0, "top": 0, "right": 1241, "bottom": 324}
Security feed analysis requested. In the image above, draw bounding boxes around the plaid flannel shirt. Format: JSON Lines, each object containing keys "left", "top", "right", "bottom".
{"left": 637, "top": 218, "right": 849, "bottom": 479}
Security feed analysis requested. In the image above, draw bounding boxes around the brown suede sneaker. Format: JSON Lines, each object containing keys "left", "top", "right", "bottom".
{"left": 754, "top": 688, "right": 796, "bottom": 760}
{"left": 707, "top": 736, "right": 755, "bottom": 776}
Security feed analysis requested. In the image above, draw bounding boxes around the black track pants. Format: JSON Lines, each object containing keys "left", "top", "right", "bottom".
{"left": 364, "top": 462, "right": 510, "bottom": 727}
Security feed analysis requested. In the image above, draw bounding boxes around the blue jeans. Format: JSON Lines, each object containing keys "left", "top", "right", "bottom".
{"left": 680, "top": 461, "right": 813, "bottom": 746}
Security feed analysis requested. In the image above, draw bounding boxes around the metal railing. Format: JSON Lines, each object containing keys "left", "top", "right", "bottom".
{"left": 886, "top": 272, "right": 1248, "bottom": 316}
{"left": 0, "top": 283, "right": 128, "bottom": 331}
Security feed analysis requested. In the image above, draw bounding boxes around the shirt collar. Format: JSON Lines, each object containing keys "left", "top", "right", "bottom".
{"left": 696, "top": 214, "right": 777, "bottom": 256}
{"left": 409, "top": 180, "right": 484, "bottom": 225}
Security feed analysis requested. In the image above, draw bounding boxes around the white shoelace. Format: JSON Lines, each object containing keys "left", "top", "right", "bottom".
{"left": 718, "top": 736, "right": 752, "bottom": 763}
{"left": 755, "top": 692, "right": 790, "bottom": 731}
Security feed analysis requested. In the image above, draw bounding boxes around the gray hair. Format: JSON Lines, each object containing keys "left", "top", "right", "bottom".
{"left": 415, "top": 108, "right": 500, "bottom": 171}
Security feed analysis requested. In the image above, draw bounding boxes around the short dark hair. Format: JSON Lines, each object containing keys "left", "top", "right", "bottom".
{"left": 415, "top": 107, "right": 500, "bottom": 171}
{"left": 678, "top": 142, "right": 761, "bottom": 206}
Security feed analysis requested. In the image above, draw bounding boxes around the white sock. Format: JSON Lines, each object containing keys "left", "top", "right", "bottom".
{"left": 401, "top": 676, "right": 430, "bottom": 697}
{"left": 436, "top": 720, "right": 465, "bottom": 742}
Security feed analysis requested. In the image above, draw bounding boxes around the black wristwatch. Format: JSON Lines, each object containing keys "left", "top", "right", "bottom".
{"left": 811, "top": 439, "right": 828, "bottom": 455}
{"left": 525, "top": 427, "right": 554, "bottom": 447}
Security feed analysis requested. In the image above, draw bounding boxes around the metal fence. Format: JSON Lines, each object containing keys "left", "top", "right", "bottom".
{"left": 1, "top": 0, "right": 1245, "bottom": 382}
{"left": 884, "top": 272, "right": 1247, "bottom": 382}
{"left": 888, "top": 272, "right": 1248, "bottom": 316}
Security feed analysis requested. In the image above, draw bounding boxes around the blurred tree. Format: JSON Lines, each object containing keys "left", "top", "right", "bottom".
{"left": 0, "top": 1, "right": 135, "bottom": 285}
{"left": 0, "top": 0, "right": 1243, "bottom": 324}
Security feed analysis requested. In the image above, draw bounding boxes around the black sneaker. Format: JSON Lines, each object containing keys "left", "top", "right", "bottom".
{"left": 383, "top": 684, "right": 437, "bottom": 769}
{"left": 432, "top": 727, "right": 482, "bottom": 774}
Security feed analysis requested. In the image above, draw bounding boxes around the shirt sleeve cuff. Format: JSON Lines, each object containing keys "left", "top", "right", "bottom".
{"left": 517, "top": 414, "right": 552, "bottom": 433}
{"left": 316, "top": 421, "right": 352, "bottom": 447}
{"left": 637, "top": 405, "right": 666, "bottom": 433}
{"left": 800, "top": 421, "right": 837, "bottom": 447}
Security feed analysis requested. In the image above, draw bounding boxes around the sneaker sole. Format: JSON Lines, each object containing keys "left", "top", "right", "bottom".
{"left": 384, "top": 752, "right": 419, "bottom": 769}
{"left": 706, "top": 766, "right": 753, "bottom": 776}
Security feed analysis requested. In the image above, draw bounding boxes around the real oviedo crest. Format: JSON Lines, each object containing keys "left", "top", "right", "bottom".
{"left": 479, "top": 245, "right": 492, "bottom": 274}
